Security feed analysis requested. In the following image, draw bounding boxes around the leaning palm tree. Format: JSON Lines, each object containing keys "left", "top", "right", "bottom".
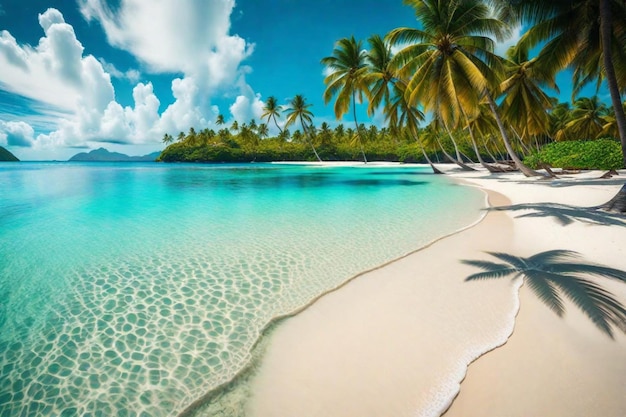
{"left": 388, "top": 0, "right": 544, "bottom": 177}
{"left": 321, "top": 36, "right": 369, "bottom": 163}
{"left": 261, "top": 96, "right": 283, "bottom": 133}
{"left": 463, "top": 250, "right": 626, "bottom": 338}
{"left": 385, "top": 80, "right": 442, "bottom": 174}
{"left": 284, "top": 95, "right": 322, "bottom": 162}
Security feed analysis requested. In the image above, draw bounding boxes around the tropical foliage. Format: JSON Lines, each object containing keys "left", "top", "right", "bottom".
{"left": 524, "top": 139, "right": 624, "bottom": 170}
{"left": 159, "top": 0, "right": 626, "bottom": 170}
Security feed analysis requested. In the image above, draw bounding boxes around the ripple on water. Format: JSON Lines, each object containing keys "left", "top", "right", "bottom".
{"left": 0, "top": 165, "right": 485, "bottom": 416}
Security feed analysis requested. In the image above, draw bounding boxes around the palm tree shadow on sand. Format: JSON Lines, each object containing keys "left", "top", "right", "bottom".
{"left": 489, "top": 203, "right": 626, "bottom": 226}
{"left": 463, "top": 250, "right": 626, "bottom": 338}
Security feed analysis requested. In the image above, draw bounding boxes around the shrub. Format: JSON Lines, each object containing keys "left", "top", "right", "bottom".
{"left": 524, "top": 139, "right": 624, "bottom": 170}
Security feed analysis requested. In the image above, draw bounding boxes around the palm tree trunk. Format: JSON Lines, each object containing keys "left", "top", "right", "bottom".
{"left": 419, "top": 143, "right": 443, "bottom": 174}
{"left": 410, "top": 126, "right": 443, "bottom": 174}
{"left": 600, "top": 0, "right": 626, "bottom": 167}
{"left": 272, "top": 115, "right": 283, "bottom": 134}
{"left": 484, "top": 90, "right": 546, "bottom": 177}
{"left": 443, "top": 124, "right": 468, "bottom": 164}
{"left": 460, "top": 151, "right": 476, "bottom": 164}
{"left": 597, "top": 184, "right": 626, "bottom": 213}
{"left": 481, "top": 137, "right": 500, "bottom": 163}
{"left": 466, "top": 122, "right": 507, "bottom": 173}
{"left": 443, "top": 125, "right": 476, "bottom": 171}
{"left": 435, "top": 136, "right": 473, "bottom": 170}
{"left": 352, "top": 91, "right": 368, "bottom": 164}
{"left": 511, "top": 127, "right": 532, "bottom": 157}
{"left": 300, "top": 116, "right": 322, "bottom": 162}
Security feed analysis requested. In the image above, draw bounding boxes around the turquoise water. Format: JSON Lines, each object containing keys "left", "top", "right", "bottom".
{"left": 0, "top": 162, "right": 484, "bottom": 416}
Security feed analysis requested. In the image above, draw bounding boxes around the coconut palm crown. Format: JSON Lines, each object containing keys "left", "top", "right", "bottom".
{"left": 321, "top": 35, "right": 369, "bottom": 163}
{"left": 387, "top": 0, "right": 508, "bottom": 129}
{"left": 261, "top": 96, "right": 284, "bottom": 133}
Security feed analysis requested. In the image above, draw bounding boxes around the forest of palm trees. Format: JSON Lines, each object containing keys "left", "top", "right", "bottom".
{"left": 159, "top": 0, "right": 626, "bottom": 173}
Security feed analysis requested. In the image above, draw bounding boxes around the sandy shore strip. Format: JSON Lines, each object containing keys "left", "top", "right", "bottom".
{"left": 243, "top": 167, "right": 626, "bottom": 417}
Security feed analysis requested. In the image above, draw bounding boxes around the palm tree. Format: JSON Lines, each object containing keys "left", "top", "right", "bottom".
{"left": 216, "top": 114, "right": 225, "bottom": 127}
{"left": 512, "top": 0, "right": 626, "bottom": 166}
{"left": 248, "top": 119, "right": 258, "bottom": 133}
{"left": 277, "top": 128, "right": 290, "bottom": 148}
{"left": 599, "top": 102, "right": 626, "bottom": 139}
{"left": 321, "top": 36, "right": 369, "bottom": 163}
{"left": 388, "top": 0, "right": 544, "bottom": 177}
{"left": 284, "top": 95, "right": 322, "bottom": 162}
{"left": 230, "top": 120, "right": 239, "bottom": 133}
{"left": 257, "top": 123, "right": 269, "bottom": 139}
{"left": 261, "top": 96, "right": 283, "bottom": 133}
{"left": 334, "top": 124, "right": 346, "bottom": 142}
{"left": 162, "top": 133, "right": 174, "bottom": 145}
{"left": 550, "top": 101, "right": 573, "bottom": 141}
{"left": 385, "top": 80, "right": 442, "bottom": 174}
{"left": 318, "top": 122, "right": 334, "bottom": 147}
{"left": 463, "top": 250, "right": 626, "bottom": 338}
{"left": 363, "top": 34, "right": 395, "bottom": 117}
{"left": 564, "top": 96, "right": 609, "bottom": 140}
{"left": 500, "top": 46, "right": 557, "bottom": 142}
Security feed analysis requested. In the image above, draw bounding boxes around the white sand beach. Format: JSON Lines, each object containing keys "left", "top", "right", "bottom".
{"left": 244, "top": 166, "right": 626, "bottom": 417}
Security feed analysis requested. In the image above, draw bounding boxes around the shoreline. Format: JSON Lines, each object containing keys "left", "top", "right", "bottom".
{"left": 240, "top": 167, "right": 626, "bottom": 417}
{"left": 184, "top": 165, "right": 490, "bottom": 417}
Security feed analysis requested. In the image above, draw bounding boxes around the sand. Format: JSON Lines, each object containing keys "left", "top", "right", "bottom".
{"left": 244, "top": 167, "right": 626, "bottom": 417}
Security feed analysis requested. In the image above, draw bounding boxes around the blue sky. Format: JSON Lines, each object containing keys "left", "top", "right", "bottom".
{"left": 0, "top": 0, "right": 603, "bottom": 160}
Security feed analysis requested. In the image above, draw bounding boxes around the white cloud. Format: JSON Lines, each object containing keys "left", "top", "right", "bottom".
{"left": 77, "top": 0, "right": 261, "bottom": 128}
{"left": 78, "top": 0, "right": 254, "bottom": 82}
{"left": 0, "top": 121, "right": 35, "bottom": 147}
{"left": 0, "top": 3, "right": 263, "bottom": 153}
{"left": 98, "top": 58, "right": 141, "bottom": 83}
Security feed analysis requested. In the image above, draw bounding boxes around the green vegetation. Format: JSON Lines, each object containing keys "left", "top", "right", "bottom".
{"left": 157, "top": 126, "right": 442, "bottom": 163}
{"left": 160, "top": 0, "right": 626, "bottom": 170}
{"left": 0, "top": 146, "right": 19, "bottom": 162}
{"left": 525, "top": 139, "right": 624, "bottom": 170}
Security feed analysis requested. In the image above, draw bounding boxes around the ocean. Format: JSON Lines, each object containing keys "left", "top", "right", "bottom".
{"left": 0, "top": 162, "right": 485, "bottom": 416}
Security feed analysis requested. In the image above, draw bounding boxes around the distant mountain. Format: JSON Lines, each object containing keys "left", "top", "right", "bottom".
{"left": 0, "top": 146, "right": 19, "bottom": 161}
{"left": 69, "top": 148, "right": 161, "bottom": 162}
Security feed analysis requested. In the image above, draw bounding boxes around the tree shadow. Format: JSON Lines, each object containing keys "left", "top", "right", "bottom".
{"left": 490, "top": 203, "right": 626, "bottom": 227}
{"left": 462, "top": 250, "right": 626, "bottom": 338}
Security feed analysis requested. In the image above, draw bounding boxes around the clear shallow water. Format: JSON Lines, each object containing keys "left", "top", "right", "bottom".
{"left": 0, "top": 162, "right": 484, "bottom": 416}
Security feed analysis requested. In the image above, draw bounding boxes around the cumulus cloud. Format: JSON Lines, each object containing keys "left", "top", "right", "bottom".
{"left": 0, "top": 3, "right": 263, "bottom": 152}
{"left": 0, "top": 121, "right": 35, "bottom": 147}
{"left": 78, "top": 0, "right": 254, "bottom": 83}
{"left": 98, "top": 58, "right": 141, "bottom": 83}
{"left": 78, "top": 0, "right": 261, "bottom": 123}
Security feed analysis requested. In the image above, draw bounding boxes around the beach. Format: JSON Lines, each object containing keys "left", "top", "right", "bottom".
{"left": 243, "top": 167, "right": 626, "bottom": 417}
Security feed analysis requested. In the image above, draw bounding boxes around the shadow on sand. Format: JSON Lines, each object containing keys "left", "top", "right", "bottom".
{"left": 463, "top": 250, "right": 626, "bottom": 338}
{"left": 489, "top": 203, "right": 626, "bottom": 227}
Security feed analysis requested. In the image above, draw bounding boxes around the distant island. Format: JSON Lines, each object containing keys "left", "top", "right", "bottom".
{"left": 69, "top": 147, "right": 161, "bottom": 162}
{"left": 0, "top": 146, "right": 19, "bottom": 161}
